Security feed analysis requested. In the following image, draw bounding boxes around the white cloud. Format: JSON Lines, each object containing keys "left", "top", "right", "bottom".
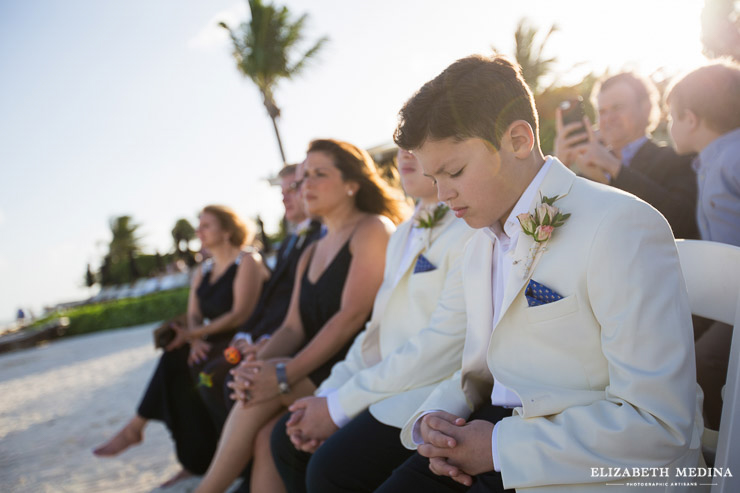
{"left": 0, "top": 208, "right": 5, "bottom": 226}
{"left": 188, "top": 2, "right": 248, "bottom": 51}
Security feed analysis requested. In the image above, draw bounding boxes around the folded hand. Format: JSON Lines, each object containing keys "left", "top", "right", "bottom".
{"left": 229, "top": 358, "right": 288, "bottom": 405}
{"left": 164, "top": 322, "right": 189, "bottom": 351}
{"left": 188, "top": 338, "right": 211, "bottom": 365}
{"left": 286, "top": 396, "right": 338, "bottom": 450}
{"left": 418, "top": 413, "right": 495, "bottom": 486}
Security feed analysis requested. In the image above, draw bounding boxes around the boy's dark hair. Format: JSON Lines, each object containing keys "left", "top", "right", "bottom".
{"left": 393, "top": 54, "right": 539, "bottom": 150}
{"left": 667, "top": 61, "right": 740, "bottom": 135}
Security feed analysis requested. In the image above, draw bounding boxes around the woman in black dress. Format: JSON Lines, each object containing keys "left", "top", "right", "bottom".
{"left": 194, "top": 140, "right": 410, "bottom": 493}
{"left": 93, "top": 205, "right": 269, "bottom": 486}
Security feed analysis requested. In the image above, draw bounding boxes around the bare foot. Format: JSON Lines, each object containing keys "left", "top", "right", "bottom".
{"left": 93, "top": 416, "right": 146, "bottom": 457}
{"left": 160, "top": 469, "right": 194, "bottom": 488}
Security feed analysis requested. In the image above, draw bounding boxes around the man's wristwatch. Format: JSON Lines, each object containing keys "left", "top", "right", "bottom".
{"left": 276, "top": 362, "right": 290, "bottom": 395}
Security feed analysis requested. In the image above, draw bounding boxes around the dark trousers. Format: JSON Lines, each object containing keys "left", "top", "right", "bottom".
{"left": 375, "top": 404, "right": 512, "bottom": 493}
{"left": 137, "top": 344, "right": 220, "bottom": 474}
{"left": 695, "top": 320, "right": 733, "bottom": 431}
{"left": 271, "top": 409, "right": 415, "bottom": 493}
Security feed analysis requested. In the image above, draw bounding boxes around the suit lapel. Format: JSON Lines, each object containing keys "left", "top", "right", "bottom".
{"left": 495, "top": 160, "right": 577, "bottom": 329}
{"left": 361, "top": 212, "right": 457, "bottom": 365}
{"left": 461, "top": 232, "right": 495, "bottom": 398}
{"left": 396, "top": 210, "right": 456, "bottom": 281}
{"left": 361, "top": 220, "right": 412, "bottom": 365}
{"left": 375, "top": 220, "right": 412, "bottom": 309}
{"left": 264, "top": 227, "right": 319, "bottom": 300}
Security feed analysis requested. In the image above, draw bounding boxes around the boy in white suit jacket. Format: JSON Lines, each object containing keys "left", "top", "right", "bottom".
{"left": 375, "top": 55, "right": 705, "bottom": 493}
{"left": 270, "top": 149, "right": 475, "bottom": 492}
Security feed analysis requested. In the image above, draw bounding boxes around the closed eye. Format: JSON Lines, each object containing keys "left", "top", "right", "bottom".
{"left": 449, "top": 166, "right": 464, "bottom": 178}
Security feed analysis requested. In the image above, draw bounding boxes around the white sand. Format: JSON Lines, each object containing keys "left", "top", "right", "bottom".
{"left": 0, "top": 323, "right": 242, "bottom": 493}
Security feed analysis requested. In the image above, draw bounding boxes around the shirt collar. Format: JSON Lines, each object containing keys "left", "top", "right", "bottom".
{"left": 620, "top": 136, "right": 648, "bottom": 167}
{"left": 698, "top": 127, "right": 740, "bottom": 172}
{"left": 293, "top": 218, "right": 312, "bottom": 234}
{"left": 484, "top": 157, "right": 553, "bottom": 244}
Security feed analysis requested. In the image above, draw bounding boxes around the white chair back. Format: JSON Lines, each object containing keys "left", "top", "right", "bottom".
{"left": 676, "top": 239, "right": 740, "bottom": 493}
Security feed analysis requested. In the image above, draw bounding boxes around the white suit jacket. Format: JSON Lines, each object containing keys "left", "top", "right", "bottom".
{"left": 316, "top": 210, "right": 474, "bottom": 428}
{"left": 401, "top": 160, "right": 704, "bottom": 492}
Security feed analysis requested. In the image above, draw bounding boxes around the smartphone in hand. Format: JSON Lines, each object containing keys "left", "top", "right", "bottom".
{"left": 560, "top": 97, "right": 588, "bottom": 145}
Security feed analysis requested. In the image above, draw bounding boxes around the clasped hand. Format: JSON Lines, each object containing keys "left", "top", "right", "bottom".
{"left": 284, "top": 396, "right": 338, "bottom": 453}
{"left": 228, "top": 357, "right": 288, "bottom": 406}
{"left": 417, "top": 411, "right": 495, "bottom": 487}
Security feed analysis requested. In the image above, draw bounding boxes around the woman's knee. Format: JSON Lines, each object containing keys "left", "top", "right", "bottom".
{"left": 255, "top": 419, "right": 275, "bottom": 454}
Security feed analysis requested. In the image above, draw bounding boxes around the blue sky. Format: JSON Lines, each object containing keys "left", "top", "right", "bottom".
{"left": 0, "top": 0, "right": 706, "bottom": 323}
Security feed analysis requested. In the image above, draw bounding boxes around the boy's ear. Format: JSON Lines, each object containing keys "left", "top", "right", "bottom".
{"left": 505, "top": 120, "right": 535, "bottom": 157}
{"left": 684, "top": 109, "right": 700, "bottom": 131}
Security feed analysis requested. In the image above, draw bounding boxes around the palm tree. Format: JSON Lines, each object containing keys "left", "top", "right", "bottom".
{"left": 171, "top": 218, "right": 196, "bottom": 254}
{"left": 494, "top": 18, "right": 558, "bottom": 96}
{"left": 108, "top": 215, "right": 141, "bottom": 262}
{"left": 220, "top": 0, "right": 328, "bottom": 165}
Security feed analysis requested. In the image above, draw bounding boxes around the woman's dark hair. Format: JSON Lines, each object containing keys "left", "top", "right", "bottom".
{"left": 307, "top": 139, "right": 410, "bottom": 225}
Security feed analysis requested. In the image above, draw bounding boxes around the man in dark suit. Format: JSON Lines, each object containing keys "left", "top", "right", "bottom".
{"left": 196, "top": 163, "right": 321, "bottom": 429}
{"left": 555, "top": 72, "right": 699, "bottom": 239}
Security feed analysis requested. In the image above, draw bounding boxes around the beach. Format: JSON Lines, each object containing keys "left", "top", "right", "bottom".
{"left": 0, "top": 323, "right": 239, "bottom": 493}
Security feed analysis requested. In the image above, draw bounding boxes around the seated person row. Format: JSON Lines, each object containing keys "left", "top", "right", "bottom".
{"left": 94, "top": 205, "right": 269, "bottom": 486}
{"left": 197, "top": 164, "right": 321, "bottom": 431}
{"left": 265, "top": 55, "right": 702, "bottom": 493}
{"left": 270, "top": 148, "right": 475, "bottom": 493}
{"left": 555, "top": 71, "right": 699, "bottom": 239}
{"left": 193, "top": 139, "right": 409, "bottom": 493}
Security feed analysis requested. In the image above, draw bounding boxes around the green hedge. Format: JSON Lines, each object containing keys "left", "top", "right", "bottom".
{"left": 32, "top": 288, "right": 189, "bottom": 337}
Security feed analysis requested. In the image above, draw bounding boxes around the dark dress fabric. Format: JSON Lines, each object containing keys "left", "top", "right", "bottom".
{"left": 243, "top": 221, "right": 322, "bottom": 341}
{"left": 299, "top": 239, "right": 356, "bottom": 386}
{"left": 197, "top": 224, "right": 321, "bottom": 430}
{"left": 195, "top": 257, "right": 242, "bottom": 343}
{"left": 136, "top": 253, "right": 246, "bottom": 474}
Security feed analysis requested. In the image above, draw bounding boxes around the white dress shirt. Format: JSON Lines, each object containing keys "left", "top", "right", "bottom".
{"left": 487, "top": 158, "right": 552, "bottom": 470}
{"left": 410, "top": 159, "right": 553, "bottom": 468}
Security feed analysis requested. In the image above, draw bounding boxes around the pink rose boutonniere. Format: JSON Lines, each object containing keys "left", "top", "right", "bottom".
{"left": 516, "top": 194, "right": 570, "bottom": 279}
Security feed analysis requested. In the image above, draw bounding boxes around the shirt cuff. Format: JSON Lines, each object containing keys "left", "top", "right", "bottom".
{"left": 232, "top": 332, "right": 253, "bottom": 344}
{"left": 411, "top": 410, "right": 443, "bottom": 445}
{"left": 325, "top": 390, "right": 351, "bottom": 428}
{"left": 492, "top": 421, "right": 501, "bottom": 472}
{"left": 316, "top": 388, "right": 333, "bottom": 398}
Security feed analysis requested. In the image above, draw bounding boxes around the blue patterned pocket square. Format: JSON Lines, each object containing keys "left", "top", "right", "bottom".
{"left": 413, "top": 254, "right": 436, "bottom": 274}
{"left": 525, "top": 279, "right": 563, "bottom": 307}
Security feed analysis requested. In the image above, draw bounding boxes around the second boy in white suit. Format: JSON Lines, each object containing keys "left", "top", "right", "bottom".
{"left": 270, "top": 149, "right": 475, "bottom": 493}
